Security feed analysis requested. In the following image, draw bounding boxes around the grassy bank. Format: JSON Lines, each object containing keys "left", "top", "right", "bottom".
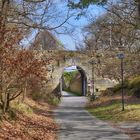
{"left": 87, "top": 101, "right": 140, "bottom": 122}
{"left": 64, "top": 89, "right": 82, "bottom": 96}
{"left": 0, "top": 98, "right": 58, "bottom": 140}
{"left": 87, "top": 75, "right": 140, "bottom": 122}
{"left": 86, "top": 95, "right": 140, "bottom": 140}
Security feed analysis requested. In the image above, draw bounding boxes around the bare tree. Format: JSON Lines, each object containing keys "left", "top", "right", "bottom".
{"left": 74, "top": 0, "right": 140, "bottom": 81}
{"left": 82, "top": 0, "right": 140, "bottom": 51}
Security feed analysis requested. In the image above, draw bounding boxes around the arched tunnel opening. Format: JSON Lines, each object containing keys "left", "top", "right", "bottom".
{"left": 60, "top": 66, "right": 87, "bottom": 96}
{"left": 77, "top": 66, "right": 87, "bottom": 96}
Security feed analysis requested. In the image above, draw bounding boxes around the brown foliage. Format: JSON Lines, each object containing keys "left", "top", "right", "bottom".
{"left": 0, "top": 99, "right": 58, "bottom": 140}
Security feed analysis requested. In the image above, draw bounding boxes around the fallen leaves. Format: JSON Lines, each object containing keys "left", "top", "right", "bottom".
{"left": 0, "top": 99, "right": 58, "bottom": 140}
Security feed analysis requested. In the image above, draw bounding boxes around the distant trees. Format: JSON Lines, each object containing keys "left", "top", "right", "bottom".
{"left": 68, "top": 0, "right": 140, "bottom": 51}
{"left": 68, "top": 0, "right": 140, "bottom": 18}
{"left": 82, "top": 0, "right": 140, "bottom": 51}
{"left": 1, "top": 0, "right": 74, "bottom": 31}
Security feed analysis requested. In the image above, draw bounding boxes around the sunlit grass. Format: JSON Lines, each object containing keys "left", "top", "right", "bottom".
{"left": 87, "top": 103, "right": 140, "bottom": 122}
{"left": 12, "top": 102, "right": 33, "bottom": 115}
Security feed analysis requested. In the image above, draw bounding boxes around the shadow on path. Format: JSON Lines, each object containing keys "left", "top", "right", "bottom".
{"left": 54, "top": 91, "right": 131, "bottom": 140}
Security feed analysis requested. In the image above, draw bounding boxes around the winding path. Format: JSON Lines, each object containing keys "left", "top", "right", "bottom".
{"left": 55, "top": 91, "right": 131, "bottom": 140}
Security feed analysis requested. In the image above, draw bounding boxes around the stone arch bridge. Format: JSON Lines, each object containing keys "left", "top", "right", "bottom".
{"left": 39, "top": 50, "right": 96, "bottom": 96}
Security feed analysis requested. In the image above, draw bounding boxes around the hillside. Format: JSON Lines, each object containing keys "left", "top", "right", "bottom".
{"left": 87, "top": 75, "right": 140, "bottom": 140}
{"left": 0, "top": 98, "right": 58, "bottom": 140}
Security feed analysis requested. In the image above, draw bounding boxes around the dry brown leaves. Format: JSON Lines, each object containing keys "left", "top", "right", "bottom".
{"left": 0, "top": 99, "right": 58, "bottom": 140}
{"left": 87, "top": 95, "right": 140, "bottom": 108}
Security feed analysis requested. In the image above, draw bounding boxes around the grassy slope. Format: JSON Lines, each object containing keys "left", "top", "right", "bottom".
{"left": 87, "top": 102, "right": 140, "bottom": 122}
{"left": 87, "top": 76, "right": 140, "bottom": 122}
{"left": 86, "top": 96, "right": 140, "bottom": 140}
{"left": 0, "top": 98, "right": 58, "bottom": 140}
{"left": 64, "top": 89, "right": 82, "bottom": 96}
{"left": 87, "top": 76, "right": 140, "bottom": 140}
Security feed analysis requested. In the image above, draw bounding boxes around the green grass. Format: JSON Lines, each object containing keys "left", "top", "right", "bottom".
{"left": 113, "top": 80, "right": 129, "bottom": 93}
{"left": 113, "top": 76, "right": 140, "bottom": 92}
{"left": 111, "top": 76, "right": 140, "bottom": 98}
{"left": 87, "top": 76, "right": 140, "bottom": 123}
{"left": 87, "top": 102, "right": 140, "bottom": 122}
{"left": 64, "top": 89, "right": 82, "bottom": 96}
{"left": 70, "top": 91, "right": 82, "bottom": 96}
{"left": 129, "top": 76, "right": 140, "bottom": 89}
{"left": 12, "top": 102, "right": 33, "bottom": 115}
{"left": 46, "top": 96, "right": 60, "bottom": 105}
{"left": 63, "top": 71, "right": 79, "bottom": 84}
{"left": 30, "top": 91, "right": 60, "bottom": 106}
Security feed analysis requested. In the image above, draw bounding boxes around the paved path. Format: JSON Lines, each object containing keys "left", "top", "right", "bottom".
{"left": 54, "top": 91, "right": 131, "bottom": 140}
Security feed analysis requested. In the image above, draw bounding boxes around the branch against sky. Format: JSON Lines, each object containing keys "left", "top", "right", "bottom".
{"left": 77, "top": 0, "right": 140, "bottom": 53}
{"left": 68, "top": 0, "right": 107, "bottom": 9}
{"left": 0, "top": 0, "right": 82, "bottom": 49}
{"left": 14, "top": 0, "right": 76, "bottom": 30}
{"left": 68, "top": 0, "right": 140, "bottom": 24}
{"left": 69, "top": 0, "right": 140, "bottom": 51}
{"left": 23, "top": 0, "right": 46, "bottom": 3}
{"left": 0, "top": 0, "right": 77, "bottom": 34}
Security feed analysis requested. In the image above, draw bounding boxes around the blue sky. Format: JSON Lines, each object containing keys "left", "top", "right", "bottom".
{"left": 20, "top": 1, "right": 106, "bottom": 50}
{"left": 64, "top": 66, "right": 77, "bottom": 72}
{"left": 57, "top": 5, "right": 106, "bottom": 50}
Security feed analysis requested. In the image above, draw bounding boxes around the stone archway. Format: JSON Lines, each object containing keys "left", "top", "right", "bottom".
{"left": 38, "top": 50, "right": 93, "bottom": 96}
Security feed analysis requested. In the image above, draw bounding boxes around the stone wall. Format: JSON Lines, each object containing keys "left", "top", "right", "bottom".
{"left": 69, "top": 73, "right": 82, "bottom": 94}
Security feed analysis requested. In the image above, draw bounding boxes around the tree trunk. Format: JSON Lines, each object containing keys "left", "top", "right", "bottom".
{"left": 6, "top": 93, "right": 10, "bottom": 111}
{"left": 22, "top": 80, "right": 27, "bottom": 102}
{"left": 138, "top": 1, "right": 140, "bottom": 17}
{"left": 3, "top": 93, "right": 8, "bottom": 113}
{"left": 0, "top": 0, "right": 10, "bottom": 39}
